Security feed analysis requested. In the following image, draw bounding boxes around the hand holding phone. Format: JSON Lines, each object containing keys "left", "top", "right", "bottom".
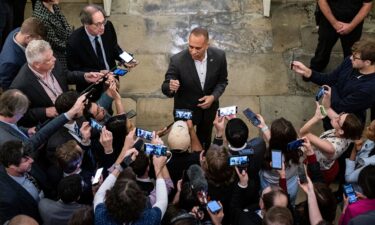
{"left": 113, "top": 68, "right": 128, "bottom": 76}
{"left": 287, "top": 139, "right": 304, "bottom": 151}
{"left": 175, "top": 109, "right": 193, "bottom": 120}
{"left": 207, "top": 200, "right": 222, "bottom": 214}
{"left": 144, "top": 143, "right": 168, "bottom": 156}
{"left": 119, "top": 51, "right": 134, "bottom": 63}
{"left": 344, "top": 184, "right": 358, "bottom": 204}
{"left": 92, "top": 167, "right": 103, "bottom": 185}
{"left": 136, "top": 128, "right": 153, "bottom": 140}
{"left": 90, "top": 118, "right": 103, "bottom": 132}
{"left": 243, "top": 108, "right": 261, "bottom": 126}
{"left": 218, "top": 106, "right": 237, "bottom": 117}
{"left": 228, "top": 155, "right": 249, "bottom": 167}
{"left": 271, "top": 149, "right": 282, "bottom": 170}
{"left": 298, "top": 164, "right": 307, "bottom": 184}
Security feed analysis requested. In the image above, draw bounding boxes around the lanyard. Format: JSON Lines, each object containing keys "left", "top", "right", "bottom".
{"left": 36, "top": 73, "right": 59, "bottom": 97}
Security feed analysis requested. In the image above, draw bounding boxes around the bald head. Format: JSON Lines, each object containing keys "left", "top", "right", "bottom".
{"left": 8, "top": 215, "right": 39, "bottom": 225}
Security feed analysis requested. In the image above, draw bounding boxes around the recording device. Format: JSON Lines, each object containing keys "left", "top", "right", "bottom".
{"left": 271, "top": 149, "right": 283, "bottom": 170}
{"left": 80, "top": 67, "right": 114, "bottom": 101}
{"left": 175, "top": 109, "right": 193, "bottom": 120}
{"left": 144, "top": 143, "right": 167, "bottom": 156}
{"left": 133, "top": 139, "right": 144, "bottom": 152}
{"left": 113, "top": 68, "right": 128, "bottom": 76}
{"left": 243, "top": 108, "right": 261, "bottom": 126}
{"left": 218, "top": 106, "right": 237, "bottom": 117}
{"left": 228, "top": 155, "right": 249, "bottom": 166}
{"left": 125, "top": 109, "right": 137, "bottom": 119}
{"left": 136, "top": 128, "right": 153, "bottom": 140}
{"left": 344, "top": 184, "right": 358, "bottom": 204}
{"left": 290, "top": 51, "right": 294, "bottom": 70}
{"left": 298, "top": 164, "right": 307, "bottom": 184}
{"left": 207, "top": 201, "right": 222, "bottom": 214}
{"left": 315, "top": 87, "right": 327, "bottom": 101}
{"left": 119, "top": 51, "right": 134, "bottom": 63}
{"left": 287, "top": 139, "right": 304, "bottom": 151}
{"left": 90, "top": 118, "right": 103, "bottom": 132}
{"left": 92, "top": 167, "right": 103, "bottom": 185}
{"left": 120, "top": 154, "right": 134, "bottom": 169}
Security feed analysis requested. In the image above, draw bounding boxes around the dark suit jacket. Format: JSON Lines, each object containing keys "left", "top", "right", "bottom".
{"left": 9, "top": 61, "right": 85, "bottom": 127}
{"left": 161, "top": 47, "right": 228, "bottom": 125}
{"left": 66, "top": 21, "right": 123, "bottom": 91}
{"left": 0, "top": 164, "right": 51, "bottom": 224}
{"left": 0, "top": 113, "right": 69, "bottom": 152}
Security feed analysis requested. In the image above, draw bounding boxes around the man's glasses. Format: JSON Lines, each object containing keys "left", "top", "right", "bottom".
{"left": 92, "top": 19, "right": 107, "bottom": 28}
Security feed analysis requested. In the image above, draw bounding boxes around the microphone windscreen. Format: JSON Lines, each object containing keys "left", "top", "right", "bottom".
{"left": 186, "top": 164, "right": 208, "bottom": 192}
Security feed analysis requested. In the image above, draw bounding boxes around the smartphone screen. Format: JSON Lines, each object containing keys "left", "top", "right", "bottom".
{"left": 298, "top": 164, "right": 307, "bottom": 183}
{"left": 92, "top": 167, "right": 103, "bottom": 185}
{"left": 344, "top": 184, "right": 358, "bottom": 204}
{"left": 315, "top": 87, "right": 325, "bottom": 101}
{"left": 90, "top": 118, "right": 103, "bottom": 132}
{"left": 228, "top": 155, "right": 249, "bottom": 166}
{"left": 113, "top": 68, "right": 128, "bottom": 76}
{"left": 144, "top": 143, "right": 154, "bottom": 155}
{"left": 119, "top": 51, "right": 134, "bottom": 63}
{"left": 271, "top": 149, "right": 282, "bottom": 170}
{"left": 207, "top": 200, "right": 221, "bottom": 213}
{"left": 154, "top": 145, "right": 167, "bottom": 156}
{"left": 218, "top": 106, "right": 237, "bottom": 117}
{"left": 175, "top": 109, "right": 193, "bottom": 120}
{"left": 136, "top": 128, "right": 153, "bottom": 140}
{"left": 243, "top": 108, "right": 261, "bottom": 126}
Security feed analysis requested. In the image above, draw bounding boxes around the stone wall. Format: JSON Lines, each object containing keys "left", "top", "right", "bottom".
{"left": 26, "top": 0, "right": 375, "bottom": 137}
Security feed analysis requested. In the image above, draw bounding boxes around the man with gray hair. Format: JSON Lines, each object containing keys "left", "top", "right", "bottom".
{"left": 10, "top": 39, "right": 102, "bottom": 127}
{"left": 67, "top": 4, "right": 136, "bottom": 92}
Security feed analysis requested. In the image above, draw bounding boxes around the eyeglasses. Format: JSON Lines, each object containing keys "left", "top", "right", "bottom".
{"left": 92, "top": 19, "right": 107, "bottom": 28}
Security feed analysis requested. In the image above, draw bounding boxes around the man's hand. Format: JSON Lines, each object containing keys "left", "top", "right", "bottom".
{"left": 124, "top": 60, "right": 139, "bottom": 69}
{"left": 100, "top": 127, "right": 113, "bottom": 154}
{"left": 66, "top": 95, "right": 86, "bottom": 119}
{"left": 198, "top": 95, "right": 214, "bottom": 109}
{"left": 301, "top": 137, "right": 315, "bottom": 156}
{"left": 84, "top": 72, "right": 103, "bottom": 83}
{"left": 234, "top": 167, "right": 248, "bottom": 187}
{"left": 169, "top": 79, "right": 180, "bottom": 93}
{"left": 213, "top": 113, "right": 225, "bottom": 137}
{"left": 337, "top": 22, "right": 354, "bottom": 35}
{"left": 46, "top": 107, "right": 58, "bottom": 118}
{"left": 206, "top": 201, "right": 224, "bottom": 225}
{"left": 106, "top": 81, "right": 120, "bottom": 100}
{"left": 80, "top": 121, "right": 92, "bottom": 143}
{"left": 291, "top": 61, "right": 312, "bottom": 78}
{"left": 28, "top": 127, "right": 36, "bottom": 137}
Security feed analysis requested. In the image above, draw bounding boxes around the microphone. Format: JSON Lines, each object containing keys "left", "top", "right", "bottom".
{"left": 133, "top": 139, "right": 144, "bottom": 152}
{"left": 186, "top": 164, "right": 208, "bottom": 193}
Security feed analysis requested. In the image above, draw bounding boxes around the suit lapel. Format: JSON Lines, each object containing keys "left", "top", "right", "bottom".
{"left": 204, "top": 48, "right": 214, "bottom": 92}
{"left": 81, "top": 29, "right": 100, "bottom": 65}
{"left": 25, "top": 67, "right": 54, "bottom": 106}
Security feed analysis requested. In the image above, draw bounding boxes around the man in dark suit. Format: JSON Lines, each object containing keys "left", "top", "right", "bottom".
{"left": 161, "top": 27, "right": 228, "bottom": 149}
{"left": 66, "top": 4, "right": 136, "bottom": 92}
{"left": 10, "top": 39, "right": 101, "bottom": 127}
{"left": 0, "top": 140, "right": 52, "bottom": 224}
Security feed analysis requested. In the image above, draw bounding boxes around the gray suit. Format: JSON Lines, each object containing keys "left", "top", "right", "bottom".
{"left": 38, "top": 198, "right": 84, "bottom": 225}
{"left": 161, "top": 47, "right": 228, "bottom": 149}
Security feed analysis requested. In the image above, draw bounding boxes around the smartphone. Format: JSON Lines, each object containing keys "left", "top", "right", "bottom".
{"left": 298, "top": 164, "right": 307, "bottom": 184}
{"left": 228, "top": 155, "right": 249, "bottom": 166}
{"left": 243, "top": 108, "right": 261, "bottom": 126}
{"left": 92, "top": 167, "right": 103, "bottom": 185}
{"left": 207, "top": 200, "right": 222, "bottom": 214}
{"left": 133, "top": 139, "right": 144, "bottom": 152}
{"left": 271, "top": 149, "right": 282, "bottom": 170}
{"left": 125, "top": 109, "right": 136, "bottom": 119}
{"left": 290, "top": 51, "right": 294, "bottom": 70}
{"left": 144, "top": 143, "right": 167, "bottom": 156}
{"left": 113, "top": 68, "right": 128, "bottom": 76}
{"left": 344, "top": 184, "right": 358, "bottom": 204}
{"left": 136, "top": 128, "right": 153, "bottom": 140}
{"left": 218, "top": 106, "right": 237, "bottom": 117}
{"left": 287, "top": 139, "right": 304, "bottom": 151}
{"left": 90, "top": 118, "right": 103, "bottom": 132}
{"left": 119, "top": 51, "right": 134, "bottom": 63}
{"left": 315, "top": 87, "right": 325, "bottom": 101}
{"left": 175, "top": 109, "right": 193, "bottom": 120}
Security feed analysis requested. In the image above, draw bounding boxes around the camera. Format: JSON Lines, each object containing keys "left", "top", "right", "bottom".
{"left": 228, "top": 155, "right": 249, "bottom": 166}
{"left": 175, "top": 109, "right": 193, "bottom": 120}
{"left": 287, "top": 139, "right": 304, "bottom": 151}
{"left": 218, "top": 106, "right": 237, "bottom": 117}
{"left": 144, "top": 143, "right": 167, "bottom": 156}
{"left": 136, "top": 128, "right": 153, "bottom": 140}
{"left": 90, "top": 118, "right": 103, "bottom": 132}
{"left": 271, "top": 149, "right": 282, "bottom": 170}
{"left": 243, "top": 108, "right": 260, "bottom": 126}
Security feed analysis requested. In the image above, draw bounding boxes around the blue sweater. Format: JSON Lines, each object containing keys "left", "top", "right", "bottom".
{"left": 0, "top": 28, "right": 26, "bottom": 90}
{"left": 308, "top": 57, "right": 375, "bottom": 123}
